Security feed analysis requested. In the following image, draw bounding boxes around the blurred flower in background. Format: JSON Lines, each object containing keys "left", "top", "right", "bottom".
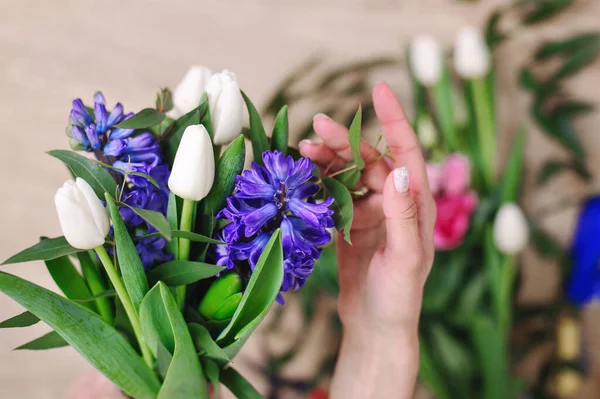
{"left": 427, "top": 153, "right": 478, "bottom": 250}
{"left": 566, "top": 196, "right": 600, "bottom": 306}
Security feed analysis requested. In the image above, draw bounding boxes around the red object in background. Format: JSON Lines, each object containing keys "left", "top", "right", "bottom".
{"left": 308, "top": 388, "right": 328, "bottom": 399}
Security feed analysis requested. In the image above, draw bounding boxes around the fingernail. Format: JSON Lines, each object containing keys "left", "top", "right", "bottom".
{"left": 299, "top": 139, "right": 315, "bottom": 145}
{"left": 313, "top": 113, "right": 331, "bottom": 122}
{"left": 394, "top": 167, "right": 409, "bottom": 193}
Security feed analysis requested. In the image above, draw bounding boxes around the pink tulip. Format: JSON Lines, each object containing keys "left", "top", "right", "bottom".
{"left": 426, "top": 153, "right": 477, "bottom": 250}
{"left": 434, "top": 192, "right": 478, "bottom": 250}
{"left": 441, "top": 153, "right": 471, "bottom": 196}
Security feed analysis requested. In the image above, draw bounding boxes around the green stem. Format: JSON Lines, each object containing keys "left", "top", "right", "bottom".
{"left": 95, "top": 245, "right": 153, "bottom": 368}
{"left": 79, "top": 252, "right": 114, "bottom": 324}
{"left": 471, "top": 77, "right": 496, "bottom": 187}
{"left": 433, "top": 80, "right": 457, "bottom": 152}
{"left": 498, "top": 255, "right": 517, "bottom": 336}
{"left": 176, "top": 199, "right": 196, "bottom": 308}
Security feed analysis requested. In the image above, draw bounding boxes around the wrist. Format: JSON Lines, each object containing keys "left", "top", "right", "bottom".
{"left": 330, "top": 328, "right": 420, "bottom": 399}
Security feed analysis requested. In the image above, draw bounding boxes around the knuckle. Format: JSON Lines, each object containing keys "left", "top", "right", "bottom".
{"left": 399, "top": 201, "right": 418, "bottom": 221}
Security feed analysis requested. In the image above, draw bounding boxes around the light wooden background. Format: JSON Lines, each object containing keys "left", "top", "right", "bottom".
{"left": 1, "top": 0, "right": 599, "bottom": 397}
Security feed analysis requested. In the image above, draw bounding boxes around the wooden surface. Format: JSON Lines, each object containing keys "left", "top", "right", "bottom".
{"left": 0, "top": 0, "right": 599, "bottom": 397}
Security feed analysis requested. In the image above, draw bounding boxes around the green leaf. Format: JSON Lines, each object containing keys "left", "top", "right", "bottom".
{"left": 155, "top": 283, "right": 209, "bottom": 399}
{"left": 519, "top": 68, "right": 539, "bottom": 92}
{"left": 348, "top": 105, "right": 365, "bottom": 171}
{"left": 106, "top": 194, "right": 149, "bottom": 312}
{"left": 204, "top": 134, "right": 246, "bottom": 216}
{"left": 522, "top": 0, "right": 575, "bottom": 24}
{"left": 119, "top": 203, "right": 172, "bottom": 241}
{"left": 553, "top": 41, "right": 600, "bottom": 80}
{"left": 116, "top": 108, "right": 165, "bottom": 129}
{"left": 166, "top": 192, "right": 179, "bottom": 256}
{"left": 537, "top": 160, "right": 568, "bottom": 186}
{"left": 530, "top": 223, "right": 564, "bottom": 259}
{"left": 322, "top": 177, "right": 354, "bottom": 244}
{"left": 242, "top": 91, "right": 269, "bottom": 165}
{"left": 271, "top": 105, "right": 289, "bottom": 154}
{"left": 452, "top": 272, "right": 487, "bottom": 326}
{"left": 2, "top": 237, "right": 83, "bottom": 265}
{"left": 78, "top": 252, "right": 114, "bottom": 324}
{"left": 156, "top": 88, "right": 173, "bottom": 113}
{"left": 419, "top": 340, "right": 452, "bottom": 399}
{"left": 430, "top": 323, "right": 473, "bottom": 398}
{"left": 91, "top": 160, "right": 161, "bottom": 189}
{"left": 202, "top": 359, "right": 220, "bottom": 399}
{"left": 422, "top": 254, "right": 466, "bottom": 313}
{"left": 0, "top": 271, "right": 160, "bottom": 398}
{"left": 0, "top": 311, "right": 39, "bottom": 329}
{"left": 156, "top": 340, "right": 173, "bottom": 380}
{"left": 47, "top": 150, "right": 118, "bottom": 199}
{"left": 188, "top": 323, "right": 231, "bottom": 366}
{"left": 74, "top": 289, "right": 116, "bottom": 303}
{"left": 500, "top": 129, "right": 526, "bottom": 203}
{"left": 139, "top": 230, "right": 223, "bottom": 245}
{"left": 140, "top": 284, "right": 176, "bottom": 358}
{"left": 15, "top": 331, "right": 68, "bottom": 351}
{"left": 535, "top": 33, "right": 600, "bottom": 60}
{"left": 220, "top": 367, "right": 263, "bottom": 399}
{"left": 485, "top": 10, "right": 507, "bottom": 49}
{"left": 45, "top": 254, "right": 96, "bottom": 312}
{"left": 218, "top": 230, "right": 284, "bottom": 346}
{"left": 165, "top": 102, "right": 208, "bottom": 164}
{"left": 147, "top": 261, "right": 224, "bottom": 286}
{"left": 471, "top": 313, "right": 509, "bottom": 399}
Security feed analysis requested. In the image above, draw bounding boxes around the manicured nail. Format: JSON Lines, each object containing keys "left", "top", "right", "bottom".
{"left": 394, "top": 167, "right": 409, "bottom": 193}
{"left": 313, "top": 113, "right": 331, "bottom": 122}
{"left": 300, "top": 139, "right": 315, "bottom": 146}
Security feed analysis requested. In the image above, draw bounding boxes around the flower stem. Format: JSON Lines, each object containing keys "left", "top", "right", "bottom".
{"left": 327, "top": 164, "right": 358, "bottom": 179}
{"left": 95, "top": 245, "right": 153, "bottom": 368}
{"left": 176, "top": 199, "right": 196, "bottom": 308}
{"left": 498, "top": 254, "right": 517, "bottom": 338}
{"left": 470, "top": 77, "right": 495, "bottom": 188}
{"left": 79, "top": 252, "right": 114, "bottom": 324}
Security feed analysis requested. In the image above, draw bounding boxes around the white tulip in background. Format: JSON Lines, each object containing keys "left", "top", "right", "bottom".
{"left": 55, "top": 178, "right": 110, "bottom": 250}
{"left": 206, "top": 70, "right": 244, "bottom": 145}
{"left": 493, "top": 203, "right": 530, "bottom": 255}
{"left": 168, "top": 124, "right": 215, "bottom": 201}
{"left": 454, "top": 26, "right": 490, "bottom": 79}
{"left": 417, "top": 114, "right": 438, "bottom": 149}
{"left": 167, "top": 66, "right": 213, "bottom": 119}
{"left": 409, "top": 36, "right": 443, "bottom": 87}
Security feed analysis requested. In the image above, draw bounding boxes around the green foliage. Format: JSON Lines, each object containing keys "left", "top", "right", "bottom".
{"left": 333, "top": 106, "right": 364, "bottom": 188}
{"left": 15, "top": 331, "right": 68, "bottom": 351}
{"left": 47, "top": 150, "right": 118, "bottom": 199}
{"left": 220, "top": 367, "right": 263, "bottom": 399}
{"left": 0, "top": 311, "right": 39, "bottom": 329}
{"left": 164, "top": 102, "right": 209, "bottom": 163}
{"left": 117, "top": 108, "right": 165, "bottom": 129}
{"left": 322, "top": 177, "right": 354, "bottom": 244}
{"left": 242, "top": 91, "right": 270, "bottom": 165}
{"left": 156, "top": 88, "right": 173, "bottom": 113}
{"left": 45, "top": 254, "right": 96, "bottom": 312}
{"left": 118, "top": 204, "right": 172, "bottom": 241}
{"left": 106, "top": 194, "right": 149, "bottom": 312}
{"left": 147, "top": 260, "right": 223, "bottom": 286}
{"left": 1, "top": 236, "right": 82, "bottom": 265}
{"left": 271, "top": 105, "right": 289, "bottom": 154}
{"left": 0, "top": 271, "right": 161, "bottom": 398}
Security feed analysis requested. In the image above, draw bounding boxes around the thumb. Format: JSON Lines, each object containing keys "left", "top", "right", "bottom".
{"left": 383, "top": 167, "right": 421, "bottom": 270}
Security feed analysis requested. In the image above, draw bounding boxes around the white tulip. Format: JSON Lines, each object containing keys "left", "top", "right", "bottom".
{"left": 168, "top": 124, "right": 215, "bottom": 201}
{"left": 493, "top": 203, "right": 529, "bottom": 255}
{"left": 454, "top": 26, "right": 490, "bottom": 79}
{"left": 206, "top": 70, "right": 244, "bottom": 145}
{"left": 55, "top": 178, "right": 110, "bottom": 250}
{"left": 167, "top": 66, "right": 213, "bottom": 119}
{"left": 409, "top": 36, "right": 443, "bottom": 87}
{"left": 417, "top": 114, "right": 438, "bottom": 149}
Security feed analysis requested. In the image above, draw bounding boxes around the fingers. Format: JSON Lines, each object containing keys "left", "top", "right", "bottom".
{"left": 299, "top": 140, "right": 346, "bottom": 172}
{"left": 312, "top": 114, "right": 391, "bottom": 193}
{"left": 373, "top": 82, "right": 435, "bottom": 234}
{"left": 382, "top": 167, "right": 423, "bottom": 273}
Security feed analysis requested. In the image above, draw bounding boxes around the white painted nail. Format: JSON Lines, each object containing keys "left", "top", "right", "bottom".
{"left": 394, "top": 167, "right": 409, "bottom": 193}
{"left": 313, "top": 113, "right": 331, "bottom": 122}
{"left": 300, "top": 139, "right": 315, "bottom": 145}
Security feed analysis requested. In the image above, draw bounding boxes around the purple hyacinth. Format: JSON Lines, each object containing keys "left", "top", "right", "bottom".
{"left": 67, "top": 92, "right": 172, "bottom": 269}
{"left": 214, "top": 150, "right": 334, "bottom": 302}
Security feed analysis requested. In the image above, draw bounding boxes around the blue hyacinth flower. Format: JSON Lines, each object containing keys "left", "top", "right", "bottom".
{"left": 214, "top": 150, "right": 334, "bottom": 302}
{"left": 566, "top": 196, "right": 600, "bottom": 306}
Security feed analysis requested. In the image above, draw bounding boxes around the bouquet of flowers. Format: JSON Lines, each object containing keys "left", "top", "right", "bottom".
{"left": 0, "top": 68, "right": 360, "bottom": 398}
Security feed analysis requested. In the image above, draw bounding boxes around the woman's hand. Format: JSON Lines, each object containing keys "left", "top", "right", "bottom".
{"left": 299, "top": 82, "right": 436, "bottom": 399}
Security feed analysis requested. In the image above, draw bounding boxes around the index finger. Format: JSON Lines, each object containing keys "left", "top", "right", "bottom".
{"left": 373, "top": 82, "right": 435, "bottom": 238}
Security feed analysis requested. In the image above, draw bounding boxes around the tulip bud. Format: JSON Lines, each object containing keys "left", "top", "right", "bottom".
{"left": 167, "top": 66, "right": 213, "bottom": 119}
{"left": 168, "top": 124, "right": 215, "bottom": 201}
{"left": 409, "top": 36, "right": 443, "bottom": 87}
{"left": 416, "top": 114, "right": 438, "bottom": 149}
{"left": 493, "top": 203, "right": 529, "bottom": 255}
{"left": 55, "top": 178, "right": 110, "bottom": 250}
{"left": 199, "top": 273, "right": 243, "bottom": 321}
{"left": 206, "top": 70, "right": 244, "bottom": 145}
{"left": 453, "top": 26, "right": 490, "bottom": 79}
